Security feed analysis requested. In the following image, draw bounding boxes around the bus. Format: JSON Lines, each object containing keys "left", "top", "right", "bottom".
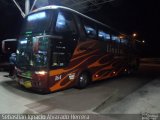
{"left": 15, "top": 5, "right": 139, "bottom": 92}
{"left": 0, "top": 39, "right": 17, "bottom": 71}
{"left": 2, "top": 39, "right": 17, "bottom": 54}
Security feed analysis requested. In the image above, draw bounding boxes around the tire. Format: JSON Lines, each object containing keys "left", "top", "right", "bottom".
{"left": 76, "top": 72, "right": 90, "bottom": 89}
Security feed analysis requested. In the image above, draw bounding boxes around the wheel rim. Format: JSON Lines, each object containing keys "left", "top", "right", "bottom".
{"left": 79, "top": 74, "right": 88, "bottom": 87}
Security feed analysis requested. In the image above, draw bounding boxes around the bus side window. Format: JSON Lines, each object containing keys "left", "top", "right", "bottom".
{"left": 97, "top": 29, "right": 109, "bottom": 52}
{"left": 111, "top": 35, "right": 115, "bottom": 53}
{"left": 55, "top": 11, "right": 77, "bottom": 36}
{"left": 98, "top": 30, "right": 110, "bottom": 41}
{"left": 111, "top": 35, "right": 120, "bottom": 54}
{"left": 51, "top": 10, "right": 78, "bottom": 68}
{"left": 55, "top": 10, "right": 78, "bottom": 53}
{"left": 121, "top": 38, "right": 128, "bottom": 54}
{"left": 74, "top": 15, "right": 86, "bottom": 40}
{"left": 116, "top": 38, "right": 121, "bottom": 55}
{"left": 84, "top": 25, "right": 97, "bottom": 39}
{"left": 81, "top": 18, "right": 97, "bottom": 39}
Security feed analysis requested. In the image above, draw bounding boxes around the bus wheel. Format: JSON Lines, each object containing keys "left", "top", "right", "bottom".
{"left": 76, "top": 73, "right": 90, "bottom": 89}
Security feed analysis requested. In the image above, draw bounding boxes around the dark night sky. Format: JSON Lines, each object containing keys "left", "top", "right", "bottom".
{"left": 0, "top": 0, "right": 160, "bottom": 57}
{"left": 87, "top": 0, "right": 160, "bottom": 57}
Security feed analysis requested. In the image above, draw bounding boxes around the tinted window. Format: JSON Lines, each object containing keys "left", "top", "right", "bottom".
{"left": 22, "top": 10, "right": 55, "bottom": 34}
{"left": 50, "top": 38, "right": 68, "bottom": 67}
{"left": 112, "top": 35, "right": 119, "bottom": 41}
{"left": 51, "top": 10, "right": 78, "bottom": 68}
{"left": 84, "top": 25, "right": 97, "bottom": 38}
{"left": 81, "top": 18, "right": 97, "bottom": 39}
{"left": 16, "top": 37, "right": 48, "bottom": 68}
{"left": 55, "top": 11, "right": 77, "bottom": 34}
{"left": 98, "top": 30, "right": 110, "bottom": 41}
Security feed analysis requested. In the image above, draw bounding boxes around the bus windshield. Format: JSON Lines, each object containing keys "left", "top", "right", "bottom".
{"left": 21, "top": 10, "right": 56, "bottom": 34}
{"left": 16, "top": 37, "right": 48, "bottom": 68}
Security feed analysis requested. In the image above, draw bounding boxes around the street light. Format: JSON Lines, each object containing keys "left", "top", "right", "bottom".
{"left": 119, "top": 35, "right": 124, "bottom": 39}
{"left": 131, "top": 33, "right": 137, "bottom": 45}
{"left": 133, "top": 33, "right": 137, "bottom": 37}
{"left": 142, "top": 40, "right": 145, "bottom": 43}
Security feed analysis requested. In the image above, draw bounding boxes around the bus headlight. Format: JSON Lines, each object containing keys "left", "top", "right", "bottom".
{"left": 35, "top": 71, "right": 47, "bottom": 75}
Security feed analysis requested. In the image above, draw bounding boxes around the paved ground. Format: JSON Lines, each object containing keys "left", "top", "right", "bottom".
{"left": 0, "top": 58, "right": 160, "bottom": 120}
{"left": 96, "top": 63, "right": 160, "bottom": 120}
{"left": 0, "top": 72, "right": 116, "bottom": 114}
{"left": 99, "top": 77, "right": 160, "bottom": 114}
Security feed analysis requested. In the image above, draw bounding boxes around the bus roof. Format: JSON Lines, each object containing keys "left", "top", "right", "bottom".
{"left": 31, "top": 5, "right": 127, "bottom": 37}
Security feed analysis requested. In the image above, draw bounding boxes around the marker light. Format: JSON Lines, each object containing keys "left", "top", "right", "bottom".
{"left": 35, "top": 71, "right": 47, "bottom": 75}
{"left": 27, "top": 12, "right": 46, "bottom": 21}
{"left": 68, "top": 73, "right": 75, "bottom": 80}
{"left": 95, "top": 74, "right": 99, "bottom": 78}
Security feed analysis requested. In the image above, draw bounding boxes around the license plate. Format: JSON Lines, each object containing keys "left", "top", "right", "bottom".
{"left": 19, "top": 79, "right": 32, "bottom": 88}
{"left": 23, "top": 81, "right": 32, "bottom": 88}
